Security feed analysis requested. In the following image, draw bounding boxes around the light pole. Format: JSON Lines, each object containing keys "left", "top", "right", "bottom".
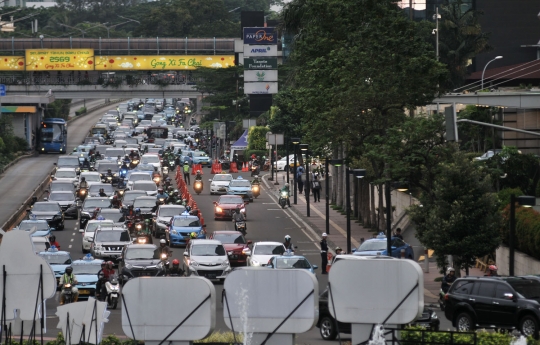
{"left": 509, "top": 195, "right": 536, "bottom": 276}
{"left": 433, "top": 8, "right": 440, "bottom": 61}
{"left": 291, "top": 138, "right": 300, "bottom": 204}
{"left": 325, "top": 158, "right": 343, "bottom": 234}
{"left": 117, "top": 15, "right": 141, "bottom": 24}
{"left": 285, "top": 137, "right": 289, "bottom": 185}
{"left": 59, "top": 23, "right": 86, "bottom": 38}
{"left": 300, "top": 144, "right": 309, "bottom": 216}
{"left": 39, "top": 34, "right": 43, "bottom": 48}
{"left": 481, "top": 56, "right": 503, "bottom": 90}
{"left": 385, "top": 181, "right": 409, "bottom": 256}
{"left": 346, "top": 168, "right": 366, "bottom": 253}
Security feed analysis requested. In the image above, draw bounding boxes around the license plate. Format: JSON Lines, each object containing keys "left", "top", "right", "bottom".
{"left": 79, "top": 289, "right": 90, "bottom": 295}
{"left": 207, "top": 274, "right": 216, "bottom": 279}
{"left": 111, "top": 293, "right": 118, "bottom": 297}
{"left": 219, "top": 188, "right": 226, "bottom": 191}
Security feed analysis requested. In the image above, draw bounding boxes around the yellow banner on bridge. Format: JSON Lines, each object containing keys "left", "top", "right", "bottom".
{"left": 0, "top": 56, "right": 25, "bottom": 70}
{"left": 25, "top": 49, "right": 94, "bottom": 71}
{"left": 94, "top": 55, "right": 235, "bottom": 70}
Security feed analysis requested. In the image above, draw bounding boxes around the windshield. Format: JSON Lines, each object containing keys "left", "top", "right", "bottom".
{"left": 105, "top": 149, "right": 124, "bottom": 157}
{"left": 191, "top": 244, "right": 226, "bottom": 256}
{"left": 95, "top": 231, "right": 130, "bottom": 242}
{"left": 135, "top": 164, "right": 154, "bottom": 171}
{"left": 172, "top": 217, "right": 200, "bottom": 227}
{"left": 133, "top": 198, "right": 156, "bottom": 208}
{"left": 85, "top": 221, "right": 114, "bottom": 233}
{"left": 57, "top": 157, "right": 79, "bottom": 167}
{"left": 125, "top": 248, "right": 159, "bottom": 260}
{"left": 357, "top": 241, "right": 387, "bottom": 252}
{"left": 19, "top": 221, "right": 49, "bottom": 231}
{"left": 49, "top": 193, "right": 75, "bottom": 202}
{"left": 33, "top": 203, "right": 60, "bottom": 212}
{"left": 129, "top": 174, "right": 151, "bottom": 182}
{"left": 219, "top": 197, "right": 243, "bottom": 205}
{"left": 72, "top": 264, "right": 101, "bottom": 275}
{"left": 83, "top": 199, "right": 111, "bottom": 209}
{"left": 159, "top": 207, "right": 185, "bottom": 217}
{"left": 50, "top": 182, "right": 74, "bottom": 191}
{"left": 40, "top": 253, "right": 72, "bottom": 265}
{"left": 213, "top": 233, "right": 246, "bottom": 244}
{"left": 91, "top": 127, "right": 107, "bottom": 135}
{"left": 56, "top": 170, "right": 76, "bottom": 178}
{"left": 123, "top": 192, "right": 146, "bottom": 203}
{"left": 81, "top": 173, "right": 100, "bottom": 182}
{"left": 97, "top": 164, "right": 118, "bottom": 173}
{"left": 229, "top": 180, "right": 251, "bottom": 187}
{"left": 97, "top": 211, "right": 123, "bottom": 222}
{"left": 133, "top": 182, "right": 156, "bottom": 191}
{"left": 142, "top": 155, "right": 160, "bottom": 163}
{"left": 40, "top": 124, "right": 64, "bottom": 143}
{"left": 275, "top": 258, "right": 311, "bottom": 269}
{"left": 89, "top": 185, "right": 114, "bottom": 193}
{"left": 213, "top": 175, "right": 233, "bottom": 182}
{"left": 193, "top": 152, "right": 208, "bottom": 157}
{"left": 508, "top": 280, "right": 540, "bottom": 299}
{"left": 254, "top": 245, "right": 285, "bottom": 255}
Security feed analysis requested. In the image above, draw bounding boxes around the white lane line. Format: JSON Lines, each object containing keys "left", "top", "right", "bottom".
{"left": 267, "top": 209, "right": 282, "bottom": 211}
{"left": 68, "top": 245, "right": 72, "bottom": 249}
{"left": 72, "top": 232, "right": 76, "bottom": 236}
{"left": 70, "top": 238, "right": 74, "bottom": 242}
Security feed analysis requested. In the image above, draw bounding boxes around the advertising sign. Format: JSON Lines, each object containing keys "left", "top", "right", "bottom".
{"left": 95, "top": 55, "right": 235, "bottom": 70}
{"left": 243, "top": 44, "right": 278, "bottom": 57}
{"left": 25, "top": 49, "right": 94, "bottom": 71}
{"left": 244, "top": 82, "right": 278, "bottom": 94}
{"left": 243, "top": 58, "right": 277, "bottom": 70}
{"left": 0, "top": 56, "right": 25, "bottom": 71}
{"left": 244, "top": 70, "right": 278, "bottom": 82}
{"left": 243, "top": 27, "right": 277, "bottom": 45}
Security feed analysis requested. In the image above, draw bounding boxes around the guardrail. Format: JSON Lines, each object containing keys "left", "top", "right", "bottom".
{"left": 0, "top": 75, "right": 203, "bottom": 86}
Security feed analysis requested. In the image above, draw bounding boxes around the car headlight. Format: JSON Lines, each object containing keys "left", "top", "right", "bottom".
{"left": 221, "top": 261, "right": 230, "bottom": 267}
{"left": 251, "top": 260, "right": 260, "bottom": 266}
{"left": 171, "top": 230, "right": 178, "bottom": 235}
{"left": 189, "top": 260, "right": 198, "bottom": 267}
{"left": 215, "top": 206, "right": 223, "bottom": 213}
{"left": 125, "top": 263, "right": 133, "bottom": 269}
{"left": 242, "top": 248, "right": 251, "bottom": 255}
{"left": 53, "top": 214, "right": 62, "bottom": 219}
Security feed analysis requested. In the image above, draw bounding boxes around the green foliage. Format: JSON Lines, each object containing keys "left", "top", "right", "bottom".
{"left": 501, "top": 205, "right": 540, "bottom": 261}
{"left": 45, "top": 100, "right": 72, "bottom": 120}
{"left": 407, "top": 151, "right": 502, "bottom": 272}
{"left": 458, "top": 106, "right": 501, "bottom": 152}
{"left": 483, "top": 148, "right": 540, "bottom": 195}
{"left": 403, "top": 327, "right": 516, "bottom": 345}
{"left": 247, "top": 126, "right": 269, "bottom": 151}
{"left": 497, "top": 187, "right": 524, "bottom": 210}
{"left": 75, "top": 107, "right": 87, "bottom": 115}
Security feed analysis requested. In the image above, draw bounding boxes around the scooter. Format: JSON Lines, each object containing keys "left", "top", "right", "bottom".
{"left": 62, "top": 283, "right": 74, "bottom": 304}
{"left": 235, "top": 220, "right": 246, "bottom": 235}
{"left": 104, "top": 277, "right": 120, "bottom": 309}
{"left": 194, "top": 180, "right": 203, "bottom": 195}
{"left": 251, "top": 184, "right": 260, "bottom": 199}
{"left": 278, "top": 191, "right": 289, "bottom": 209}
{"left": 251, "top": 163, "right": 260, "bottom": 177}
{"left": 76, "top": 188, "right": 88, "bottom": 201}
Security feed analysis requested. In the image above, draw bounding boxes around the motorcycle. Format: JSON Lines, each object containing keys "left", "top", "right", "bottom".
{"left": 62, "top": 283, "right": 74, "bottom": 304}
{"left": 262, "top": 159, "right": 270, "bottom": 171}
{"left": 278, "top": 191, "right": 289, "bottom": 209}
{"left": 153, "top": 174, "right": 161, "bottom": 186}
{"left": 134, "top": 221, "right": 153, "bottom": 244}
{"left": 117, "top": 178, "right": 126, "bottom": 190}
{"left": 193, "top": 180, "right": 203, "bottom": 195}
{"left": 251, "top": 163, "right": 260, "bottom": 177}
{"left": 157, "top": 197, "right": 167, "bottom": 205}
{"left": 104, "top": 277, "right": 120, "bottom": 309}
{"left": 235, "top": 221, "right": 246, "bottom": 235}
{"left": 129, "top": 158, "right": 140, "bottom": 169}
{"left": 76, "top": 188, "right": 88, "bottom": 201}
{"left": 251, "top": 184, "right": 260, "bottom": 199}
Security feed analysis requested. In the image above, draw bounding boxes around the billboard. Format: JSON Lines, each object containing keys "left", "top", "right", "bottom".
{"left": 243, "top": 58, "right": 277, "bottom": 69}
{"left": 0, "top": 56, "right": 25, "bottom": 70}
{"left": 25, "top": 49, "right": 94, "bottom": 71}
{"left": 244, "top": 82, "right": 278, "bottom": 94}
{"left": 243, "top": 27, "right": 277, "bottom": 45}
{"left": 94, "top": 55, "right": 235, "bottom": 70}
{"left": 244, "top": 70, "right": 278, "bottom": 82}
{"left": 243, "top": 45, "right": 278, "bottom": 57}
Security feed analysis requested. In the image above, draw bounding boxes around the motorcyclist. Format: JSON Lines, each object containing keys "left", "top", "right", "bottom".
{"left": 156, "top": 188, "right": 169, "bottom": 203}
{"left": 49, "top": 235, "right": 61, "bottom": 250}
{"left": 79, "top": 177, "right": 89, "bottom": 189}
{"left": 129, "top": 150, "right": 139, "bottom": 160}
{"left": 97, "top": 261, "right": 115, "bottom": 300}
{"left": 280, "top": 183, "right": 291, "bottom": 207}
{"left": 98, "top": 188, "right": 107, "bottom": 197}
{"left": 111, "top": 195, "right": 121, "bottom": 208}
{"left": 251, "top": 175, "right": 260, "bottom": 185}
{"left": 95, "top": 272, "right": 106, "bottom": 301}
{"left": 485, "top": 265, "right": 499, "bottom": 277}
{"left": 167, "top": 259, "right": 184, "bottom": 276}
{"left": 168, "top": 190, "right": 181, "bottom": 204}
{"left": 283, "top": 235, "right": 295, "bottom": 251}
{"left": 81, "top": 158, "right": 91, "bottom": 170}
{"left": 59, "top": 266, "right": 79, "bottom": 305}
{"left": 105, "top": 168, "right": 115, "bottom": 183}
{"left": 194, "top": 170, "right": 203, "bottom": 181}
{"left": 120, "top": 161, "right": 129, "bottom": 174}
{"left": 174, "top": 152, "right": 182, "bottom": 167}
{"left": 123, "top": 155, "right": 131, "bottom": 165}
{"left": 159, "top": 239, "right": 171, "bottom": 258}
{"left": 232, "top": 207, "right": 246, "bottom": 233}
{"left": 441, "top": 267, "right": 457, "bottom": 293}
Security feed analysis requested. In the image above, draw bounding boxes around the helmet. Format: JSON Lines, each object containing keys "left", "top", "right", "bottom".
{"left": 335, "top": 246, "right": 342, "bottom": 252}
{"left": 158, "top": 188, "right": 164, "bottom": 193}
{"left": 173, "top": 189, "right": 179, "bottom": 195}
{"left": 101, "top": 262, "right": 106, "bottom": 267}
{"left": 197, "top": 170, "right": 201, "bottom": 174}
{"left": 131, "top": 150, "right": 134, "bottom": 153}
{"left": 113, "top": 195, "right": 117, "bottom": 200}
{"left": 107, "top": 169, "right": 111, "bottom": 172}
{"left": 49, "top": 235, "right": 56, "bottom": 242}
{"left": 446, "top": 267, "right": 455, "bottom": 274}
{"left": 172, "top": 259, "right": 180, "bottom": 266}
{"left": 135, "top": 208, "right": 141, "bottom": 214}
{"left": 190, "top": 232, "right": 197, "bottom": 239}
{"left": 107, "top": 261, "right": 113, "bottom": 268}
{"left": 81, "top": 177, "right": 86, "bottom": 181}
{"left": 284, "top": 235, "right": 291, "bottom": 241}
{"left": 128, "top": 204, "right": 134, "bottom": 209}
{"left": 99, "top": 188, "right": 104, "bottom": 193}
{"left": 285, "top": 183, "right": 289, "bottom": 187}
{"left": 185, "top": 205, "right": 191, "bottom": 212}
{"left": 65, "top": 267, "right": 73, "bottom": 274}
{"left": 489, "top": 265, "right": 498, "bottom": 271}
{"left": 160, "top": 239, "right": 166, "bottom": 244}
{"left": 145, "top": 219, "right": 150, "bottom": 224}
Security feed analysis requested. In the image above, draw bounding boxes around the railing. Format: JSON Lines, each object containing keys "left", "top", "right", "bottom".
{"left": 0, "top": 74, "right": 204, "bottom": 86}
{"left": 359, "top": 327, "right": 478, "bottom": 345}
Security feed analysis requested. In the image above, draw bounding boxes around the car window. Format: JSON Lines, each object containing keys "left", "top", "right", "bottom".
{"left": 254, "top": 245, "right": 285, "bottom": 255}
{"left": 495, "top": 283, "right": 514, "bottom": 299}
{"left": 507, "top": 279, "right": 540, "bottom": 299}
{"left": 473, "top": 282, "right": 496, "bottom": 298}
{"left": 451, "top": 280, "right": 474, "bottom": 295}
{"left": 391, "top": 238, "right": 405, "bottom": 247}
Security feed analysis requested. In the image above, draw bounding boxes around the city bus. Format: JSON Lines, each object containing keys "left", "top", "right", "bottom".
{"left": 38, "top": 118, "right": 67, "bottom": 153}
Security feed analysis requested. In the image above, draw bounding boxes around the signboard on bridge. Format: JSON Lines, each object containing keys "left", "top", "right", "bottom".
{"left": 25, "top": 49, "right": 94, "bottom": 71}
{"left": 95, "top": 55, "right": 235, "bottom": 70}
{"left": 0, "top": 56, "right": 24, "bottom": 70}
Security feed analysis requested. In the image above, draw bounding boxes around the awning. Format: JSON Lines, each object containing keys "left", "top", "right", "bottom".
{"left": 1, "top": 106, "right": 36, "bottom": 113}
{"left": 231, "top": 130, "right": 248, "bottom": 149}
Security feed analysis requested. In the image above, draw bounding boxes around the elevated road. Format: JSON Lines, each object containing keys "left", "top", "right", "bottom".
{"left": 434, "top": 92, "right": 540, "bottom": 108}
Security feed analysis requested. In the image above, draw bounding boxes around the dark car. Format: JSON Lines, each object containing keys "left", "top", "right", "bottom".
{"left": 119, "top": 244, "right": 165, "bottom": 283}
{"left": 79, "top": 197, "right": 112, "bottom": 230}
{"left": 209, "top": 231, "right": 252, "bottom": 266}
{"left": 317, "top": 289, "right": 440, "bottom": 340}
{"left": 444, "top": 276, "right": 540, "bottom": 337}
{"left": 28, "top": 202, "right": 65, "bottom": 230}
{"left": 132, "top": 196, "right": 157, "bottom": 219}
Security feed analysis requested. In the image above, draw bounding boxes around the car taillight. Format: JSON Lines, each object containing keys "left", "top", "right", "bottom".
{"left": 444, "top": 294, "right": 449, "bottom": 300}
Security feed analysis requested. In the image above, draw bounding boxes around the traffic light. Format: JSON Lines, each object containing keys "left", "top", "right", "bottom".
{"left": 443, "top": 105, "right": 457, "bottom": 142}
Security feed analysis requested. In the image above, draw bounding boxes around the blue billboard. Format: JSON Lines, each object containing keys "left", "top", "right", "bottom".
{"left": 243, "top": 27, "right": 277, "bottom": 45}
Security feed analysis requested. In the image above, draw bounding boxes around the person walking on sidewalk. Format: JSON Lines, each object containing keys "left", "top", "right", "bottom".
{"left": 320, "top": 233, "right": 328, "bottom": 274}
{"left": 312, "top": 175, "right": 321, "bottom": 202}
{"left": 297, "top": 165, "right": 305, "bottom": 194}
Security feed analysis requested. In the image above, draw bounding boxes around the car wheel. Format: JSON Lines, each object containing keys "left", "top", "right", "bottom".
{"left": 319, "top": 316, "right": 337, "bottom": 340}
{"left": 520, "top": 315, "right": 539, "bottom": 338}
{"left": 58, "top": 223, "right": 64, "bottom": 231}
{"left": 82, "top": 246, "right": 88, "bottom": 254}
{"left": 455, "top": 312, "right": 474, "bottom": 332}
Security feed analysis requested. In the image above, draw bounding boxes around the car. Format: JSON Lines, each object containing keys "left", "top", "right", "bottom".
{"left": 226, "top": 176, "right": 254, "bottom": 202}
{"left": 125, "top": 172, "right": 153, "bottom": 189}
{"left": 91, "top": 227, "right": 132, "bottom": 262}
{"left": 55, "top": 155, "right": 81, "bottom": 174}
{"left": 141, "top": 153, "right": 162, "bottom": 169}
{"left": 71, "top": 254, "right": 104, "bottom": 299}
{"left": 31, "top": 236, "right": 51, "bottom": 253}
{"left": 119, "top": 244, "right": 166, "bottom": 283}
{"left": 132, "top": 196, "right": 159, "bottom": 218}
{"left": 191, "top": 151, "right": 211, "bottom": 167}
{"left": 52, "top": 167, "right": 78, "bottom": 184}
{"left": 45, "top": 191, "right": 78, "bottom": 218}
{"left": 79, "top": 197, "right": 112, "bottom": 230}
{"left": 444, "top": 276, "right": 540, "bottom": 337}
{"left": 353, "top": 233, "right": 414, "bottom": 259}
{"left": 153, "top": 204, "right": 186, "bottom": 238}
{"left": 267, "top": 254, "right": 318, "bottom": 274}
{"left": 131, "top": 181, "right": 158, "bottom": 196}
{"left": 28, "top": 202, "right": 65, "bottom": 230}
{"left": 213, "top": 195, "right": 247, "bottom": 220}
{"left": 273, "top": 154, "right": 306, "bottom": 172}
{"left": 209, "top": 231, "right": 252, "bottom": 266}
{"left": 38, "top": 247, "right": 72, "bottom": 288}
{"left": 168, "top": 213, "right": 205, "bottom": 246}
{"left": 79, "top": 219, "right": 115, "bottom": 253}
{"left": 190, "top": 118, "right": 197, "bottom": 126}
{"left": 121, "top": 190, "right": 147, "bottom": 207}
{"left": 96, "top": 209, "right": 124, "bottom": 226}
{"left": 49, "top": 180, "right": 76, "bottom": 193}
{"left": 474, "top": 149, "right": 503, "bottom": 161}
{"left": 78, "top": 171, "right": 101, "bottom": 187}
{"left": 209, "top": 174, "right": 234, "bottom": 195}
{"left": 14, "top": 218, "right": 53, "bottom": 236}
{"left": 248, "top": 242, "right": 286, "bottom": 267}
{"left": 88, "top": 183, "right": 115, "bottom": 197}
{"left": 183, "top": 239, "right": 231, "bottom": 282}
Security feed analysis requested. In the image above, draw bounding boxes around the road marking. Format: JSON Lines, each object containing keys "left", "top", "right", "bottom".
{"left": 72, "top": 232, "right": 76, "bottom": 236}
{"left": 262, "top": 203, "right": 275, "bottom": 204}
{"left": 70, "top": 238, "right": 74, "bottom": 242}
{"left": 68, "top": 245, "right": 72, "bottom": 249}
{"left": 267, "top": 209, "right": 282, "bottom": 211}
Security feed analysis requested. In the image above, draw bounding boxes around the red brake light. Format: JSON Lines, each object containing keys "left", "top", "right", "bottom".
{"left": 444, "top": 294, "right": 449, "bottom": 301}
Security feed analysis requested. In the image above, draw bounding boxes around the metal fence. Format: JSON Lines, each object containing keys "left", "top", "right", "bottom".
{"left": 0, "top": 74, "right": 204, "bottom": 86}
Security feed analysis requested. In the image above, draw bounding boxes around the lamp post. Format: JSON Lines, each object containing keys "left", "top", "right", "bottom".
{"left": 117, "top": 15, "right": 141, "bottom": 24}
{"left": 291, "top": 138, "right": 300, "bottom": 204}
{"left": 59, "top": 23, "right": 86, "bottom": 38}
{"left": 509, "top": 194, "right": 536, "bottom": 276}
{"left": 346, "top": 168, "right": 366, "bottom": 253}
{"left": 481, "top": 56, "right": 503, "bottom": 90}
{"left": 325, "top": 158, "right": 343, "bottom": 234}
{"left": 300, "top": 144, "right": 309, "bottom": 216}
{"left": 385, "top": 181, "right": 409, "bottom": 256}
{"left": 285, "top": 137, "right": 289, "bottom": 185}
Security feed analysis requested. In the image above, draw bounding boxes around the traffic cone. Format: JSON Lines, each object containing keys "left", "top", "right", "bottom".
{"left": 229, "top": 162, "right": 238, "bottom": 173}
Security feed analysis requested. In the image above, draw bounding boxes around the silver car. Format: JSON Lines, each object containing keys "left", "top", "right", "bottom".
{"left": 183, "top": 239, "right": 231, "bottom": 282}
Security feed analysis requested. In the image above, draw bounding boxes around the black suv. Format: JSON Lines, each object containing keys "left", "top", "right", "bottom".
{"left": 119, "top": 244, "right": 165, "bottom": 284}
{"left": 444, "top": 276, "right": 540, "bottom": 337}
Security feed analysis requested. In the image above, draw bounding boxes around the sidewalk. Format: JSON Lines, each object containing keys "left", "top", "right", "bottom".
{"left": 262, "top": 171, "right": 485, "bottom": 305}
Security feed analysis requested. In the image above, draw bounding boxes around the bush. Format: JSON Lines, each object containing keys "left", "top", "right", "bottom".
{"left": 75, "top": 107, "right": 87, "bottom": 116}
{"left": 498, "top": 187, "right": 523, "bottom": 210}
{"left": 402, "top": 327, "right": 521, "bottom": 345}
{"left": 77, "top": 79, "right": 92, "bottom": 85}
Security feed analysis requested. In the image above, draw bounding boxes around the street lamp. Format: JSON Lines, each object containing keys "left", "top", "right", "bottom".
{"left": 481, "top": 56, "right": 503, "bottom": 90}
{"left": 385, "top": 181, "right": 409, "bottom": 256}
{"left": 117, "top": 15, "right": 141, "bottom": 24}
{"left": 346, "top": 168, "right": 366, "bottom": 253}
{"left": 325, "top": 158, "right": 343, "bottom": 234}
{"left": 39, "top": 34, "right": 43, "bottom": 48}
{"left": 291, "top": 137, "right": 300, "bottom": 205}
{"left": 509, "top": 194, "right": 536, "bottom": 276}
{"left": 300, "top": 144, "right": 309, "bottom": 216}
{"left": 59, "top": 23, "right": 86, "bottom": 38}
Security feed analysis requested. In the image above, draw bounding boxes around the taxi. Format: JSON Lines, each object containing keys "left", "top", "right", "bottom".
{"left": 14, "top": 217, "right": 52, "bottom": 236}
{"left": 226, "top": 176, "right": 253, "bottom": 202}
{"left": 353, "top": 232, "right": 414, "bottom": 259}
{"left": 167, "top": 212, "right": 205, "bottom": 246}
{"left": 38, "top": 247, "right": 72, "bottom": 288}
{"left": 266, "top": 253, "right": 318, "bottom": 274}
{"left": 71, "top": 254, "right": 104, "bottom": 299}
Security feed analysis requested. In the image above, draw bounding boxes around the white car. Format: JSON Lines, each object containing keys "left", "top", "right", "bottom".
{"left": 52, "top": 168, "right": 78, "bottom": 184}
{"left": 248, "top": 241, "right": 287, "bottom": 267}
{"left": 32, "top": 236, "right": 51, "bottom": 253}
{"left": 183, "top": 239, "right": 231, "bottom": 282}
{"left": 78, "top": 172, "right": 101, "bottom": 187}
{"left": 209, "top": 174, "right": 234, "bottom": 195}
{"left": 79, "top": 219, "right": 115, "bottom": 253}
{"left": 131, "top": 180, "right": 158, "bottom": 196}
{"left": 141, "top": 153, "right": 161, "bottom": 169}
{"left": 126, "top": 172, "right": 152, "bottom": 189}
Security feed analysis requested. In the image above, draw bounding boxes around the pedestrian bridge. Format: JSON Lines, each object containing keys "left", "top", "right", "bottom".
{"left": 434, "top": 92, "right": 540, "bottom": 108}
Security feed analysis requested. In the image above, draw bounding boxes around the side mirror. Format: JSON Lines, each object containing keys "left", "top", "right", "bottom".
{"left": 43, "top": 197, "right": 48, "bottom": 201}
{"left": 247, "top": 240, "right": 252, "bottom": 245}
{"left": 78, "top": 229, "right": 84, "bottom": 233}
{"left": 183, "top": 252, "right": 188, "bottom": 257}
{"left": 152, "top": 212, "right": 156, "bottom": 217}
{"left": 87, "top": 238, "right": 94, "bottom": 242}
{"left": 504, "top": 293, "right": 515, "bottom": 300}
{"left": 313, "top": 265, "right": 318, "bottom": 269}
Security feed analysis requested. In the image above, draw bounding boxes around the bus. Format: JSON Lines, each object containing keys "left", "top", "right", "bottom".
{"left": 38, "top": 118, "right": 67, "bottom": 153}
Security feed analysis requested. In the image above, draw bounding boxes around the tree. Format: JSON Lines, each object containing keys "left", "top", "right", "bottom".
{"left": 247, "top": 126, "right": 269, "bottom": 150}
{"left": 407, "top": 151, "right": 502, "bottom": 274}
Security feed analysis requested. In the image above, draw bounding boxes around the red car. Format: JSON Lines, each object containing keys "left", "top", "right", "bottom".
{"left": 210, "top": 231, "right": 252, "bottom": 266}
{"left": 213, "top": 195, "right": 247, "bottom": 220}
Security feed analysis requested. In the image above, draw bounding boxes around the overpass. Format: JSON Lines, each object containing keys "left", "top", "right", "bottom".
{"left": 433, "top": 92, "right": 540, "bottom": 108}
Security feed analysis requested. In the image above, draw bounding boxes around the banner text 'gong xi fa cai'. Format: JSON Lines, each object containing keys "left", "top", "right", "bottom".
{"left": 26, "top": 49, "right": 94, "bottom": 71}
{"left": 94, "top": 55, "right": 235, "bottom": 70}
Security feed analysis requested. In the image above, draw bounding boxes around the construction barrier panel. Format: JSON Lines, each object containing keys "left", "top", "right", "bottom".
{"left": 229, "top": 162, "right": 238, "bottom": 173}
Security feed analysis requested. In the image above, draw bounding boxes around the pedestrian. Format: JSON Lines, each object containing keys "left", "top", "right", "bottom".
{"left": 335, "top": 247, "right": 343, "bottom": 255}
{"left": 312, "top": 175, "right": 321, "bottom": 202}
{"left": 320, "top": 233, "right": 328, "bottom": 274}
{"left": 297, "top": 166, "right": 305, "bottom": 194}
